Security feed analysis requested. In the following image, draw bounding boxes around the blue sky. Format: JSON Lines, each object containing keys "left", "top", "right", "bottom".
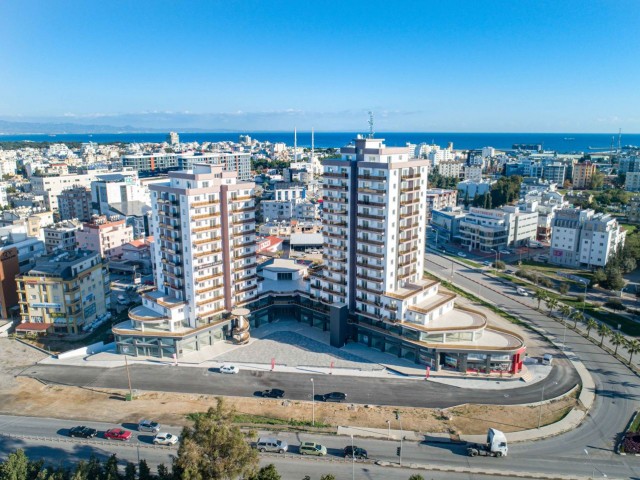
{"left": 1, "top": 0, "right": 639, "bottom": 132}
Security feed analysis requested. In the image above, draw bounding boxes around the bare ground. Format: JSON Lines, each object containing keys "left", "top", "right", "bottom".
{"left": 0, "top": 338, "right": 577, "bottom": 435}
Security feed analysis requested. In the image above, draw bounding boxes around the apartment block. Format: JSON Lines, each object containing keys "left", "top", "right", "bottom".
{"left": 91, "top": 172, "right": 147, "bottom": 215}
{"left": 16, "top": 250, "right": 110, "bottom": 334}
{"left": 307, "top": 136, "right": 525, "bottom": 373}
{"left": 625, "top": 172, "right": 640, "bottom": 192}
{"left": 121, "top": 152, "right": 251, "bottom": 180}
{"left": 76, "top": 216, "right": 134, "bottom": 260}
{"left": 0, "top": 246, "right": 20, "bottom": 319}
{"left": 43, "top": 220, "right": 82, "bottom": 253}
{"left": 30, "top": 172, "right": 98, "bottom": 210}
{"left": 550, "top": 208, "right": 626, "bottom": 268}
{"left": 57, "top": 187, "right": 92, "bottom": 222}
{"left": 459, "top": 206, "right": 538, "bottom": 252}
{"left": 437, "top": 160, "right": 464, "bottom": 178}
{"left": 112, "top": 163, "right": 257, "bottom": 358}
{"left": 572, "top": 162, "right": 597, "bottom": 189}
{"left": 425, "top": 189, "right": 457, "bottom": 223}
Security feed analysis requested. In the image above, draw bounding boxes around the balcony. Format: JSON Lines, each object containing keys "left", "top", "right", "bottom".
{"left": 191, "top": 199, "right": 220, "bottom": 208}
{"left": 232, "top": 205, "right": 255, "bottom": 213}
{"left": 358, "top": 224, "right": 385, "bottom": 233}
{"left": 358, "top": 187, "right": 386, "bottom": 195}
{"left": 235, "top": 217, "right": 255, "bottom": 225}
{"left": 235, "top": 283, "right": 258, "bottom": 294}
{"left": 358, "top": 212, "right": 385, "bottom": 221}
{"left": 324, "top": 196, "right": 348, "bottom": 204}
{"left": 400, "top": 185, "right": 420, "bottom": 193}
{"left": 232, "top": 195, "right": 251, "bottom": 201}
{"left": 324, "top": 171, "right": 348, "bottom": 178}
{"left": 235, "top": 251, "right": 255, "bottom": 260}
{"left": 356, "top": 248, "right": 384, "bottom": 258}
{"left": 196, "top": 284, "right": 223, "bottom": 295}
{"left": 358, "top": 174, "right": 386, "bottom": 181}
{"left": 196, "top": 295, "right": 225, "bottom": 307}
{"left": 193, "top": 237, "right": 221, "bottom": 246}
{"left": 401, "top": 172, "right": 421, "bottom": 181}
{"left": 324, "top": 183, "right": 348, "bottom": 191}
{"left": 192, "top": 212, "right": 218, "bottom": 221}
{"left": 358, "top": 272, "right": 383, "bottom": 283}
{"left": 359, "top": 199, "right": 386, "bottom": 207}
{"left": 356, "top": 260, "right": 384, "bottom": 270}
{"left": 194, "top": 248, "right": 222, "bottom": 258}
{"left": 357, "top": 236, "right": 385, "bottom": 246}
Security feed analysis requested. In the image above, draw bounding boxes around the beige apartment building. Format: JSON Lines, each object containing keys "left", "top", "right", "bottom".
{"left": 16, "top": 250, "right": 111, "bottom": 334}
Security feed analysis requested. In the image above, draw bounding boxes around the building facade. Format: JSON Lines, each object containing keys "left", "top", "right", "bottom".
{"left": 121, "top": 152, "right": 252, "bottom": 180}
{"left": 76, "top": 216, "right": 134, "bottom": 260}
{"left": 57, "top": 187, "right": 93, "bottom": 222}
{"left": 572, "top": 162, "right": 597, "bottom": 189}
{"left": 425, "top": 189, "right": 458, "bottom": 223}
{"left": 43, "top": 220, "right": 81, "bottom": 253}
{"left": 30, "top": 172, "right": 98, "bottom": 211}
{"left": 459, "top": 206, "right": 538, "bottom": 252}
{"left": 0, "top": 247, "right": 20, "bottom": 319}
{"left": 112, "top": 163, "right": 258, "bottom": 358}
{"left": 16, "top": 250, "right": 110, "bottom": 334}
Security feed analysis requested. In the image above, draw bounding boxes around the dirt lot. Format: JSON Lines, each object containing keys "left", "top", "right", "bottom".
{"left": 0, "top": 338, "right": 577, "bottom": 435}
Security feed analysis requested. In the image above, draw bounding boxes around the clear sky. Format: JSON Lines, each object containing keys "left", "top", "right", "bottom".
{"left": 1, "top": 0, "right": 639, "bottom": 132}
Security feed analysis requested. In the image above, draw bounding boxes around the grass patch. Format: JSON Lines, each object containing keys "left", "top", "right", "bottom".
{"left": 187, "top": 412, "right": 330, "bottom": 428}
{"left": 560, "top": 297, "right": 640, "bottom": 336}
{"left": 629, "top": 412, "right": 640, "bottom": 433}
{"left": 621, "top": 223, "right": 638, "bottom": 235}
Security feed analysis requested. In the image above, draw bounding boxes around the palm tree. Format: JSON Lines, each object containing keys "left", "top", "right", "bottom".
{"left": 626, "top": 339, "right": 640, "bottom": 365}
{"left": 585, "top": 318, "right": 597, "bottom": 339}
{"left": 559, "top": 304, "right": 572, "bottom": 324}
{"left": 545, "top": 296, "right": 559, "bottom": 315}
{"left": 597, "top": 324, "right": 611, "bottom": 347}
{"left": 534, "top": 289, "right": 548, "bottom": 310}
{"left": 611, "top": 332, "right": 625, "bottom": 356}
{"left": 572, "top": 311, "right": 585, "bottom": 329}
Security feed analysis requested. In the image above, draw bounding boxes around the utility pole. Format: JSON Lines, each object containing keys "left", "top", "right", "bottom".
{"left": 124, "top": 354, "right": 133, "bottom": 401}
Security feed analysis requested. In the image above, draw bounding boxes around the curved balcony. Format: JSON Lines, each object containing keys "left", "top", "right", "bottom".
{"left": 128, "top": 305, "right": 168, "bottom": 323}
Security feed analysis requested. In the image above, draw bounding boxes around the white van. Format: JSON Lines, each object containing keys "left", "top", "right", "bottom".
{"left": 516, "top": 287, "right": 528, "bottom": 296}
{"left": 542, "top": 354, "right": 553, "bottom": 366}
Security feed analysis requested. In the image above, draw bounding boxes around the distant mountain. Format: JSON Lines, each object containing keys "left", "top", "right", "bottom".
{"left": 0, "top": 119, "right": 199, "bottom": 135}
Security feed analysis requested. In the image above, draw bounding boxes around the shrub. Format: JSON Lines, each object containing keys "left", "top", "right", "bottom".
{"left": 605, "top": 298, "right": 626, "bottom": 311}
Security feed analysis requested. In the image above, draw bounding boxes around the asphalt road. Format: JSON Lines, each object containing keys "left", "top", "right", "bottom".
{"left": 22, "top": 356, "right": 578, "bottom": 409}
{"left": 425, "top": 251, "right": 640, "bottom": 477}
{"left": 0, "top": 414, "right": 632, "bottom": 479}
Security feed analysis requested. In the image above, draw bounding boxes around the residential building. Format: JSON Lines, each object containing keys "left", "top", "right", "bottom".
{"left": 121, "top": 152, "right": 252, "bottom": 180}
{"left": 619, "top": 156, "right": 640, "bottom": 175}
{"left": 16, "top": 250, "right": 110, "bottom": 334}
{"left": 112, "top": 163, "right": 258, "bottom": 358}
{"left": 91, "top": 172, "right": 147, "bottom": 215}
{"left": 550, "top": 208, "right": 626, "bottom": 268}
{"left": 542, "top": 162, "right": 566, "bottom": 185}
{"left": 258, "top": 259, "right": 308, "bottom": 293}
{"left": 425, "top": 189, "right": 457, "bottom": 223}
{"left": 0, "top": 246, "right": 20, "bottom": 319}
{"left": 261, "top": 199, "right": 320, "bottom": 222}
{"left": 30, "top": 172, "right": 98, "bottom": 210}
{"left": 437, "top": 160, "right": 464, "bottom": 178}
{"left": 57, "top": 187, "right": 92, "bottom": 222}
{"left": 0, "top": 230, "right": 46, "bottom": 274}
{"left": 120, "top": 237, "right": 154, "bottom": 275}
{"left": 0, "top": 209, "right": 54, "bottom": 241}
{"left": 307, "top": 136, "right": 525, "bottom": 373}
{"left": 464, "top": 164, "right": 483, "bottom": 182}
{"left": 459, "top": 206, "right": 538, "bottom": 252}
{"left": 167, "top": 131, "right": 179, "bottom": 146}
{"left": 625, "top": 172, "right": 640, "bottom": 192}
{"left": 43, "top": 220, "right": 82, "bottom": 253}
{"left": 273, "top": 182, "right": 306, "bottom": 201}
{"left": 457, "top": 179, "right": 493, "bottom": 199}
{"left": 572, "top": 162, "right": 597, "bottom": 189}
{"left": 76, "top": 215, "right": 134, "bottom": 260}
{"left": 256, "top": 236, "right": 284, "bottom": 255}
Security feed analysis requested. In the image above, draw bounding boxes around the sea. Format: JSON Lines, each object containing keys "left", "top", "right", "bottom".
{"left": 1, "top": 132, "right": 640, "bottom": 153}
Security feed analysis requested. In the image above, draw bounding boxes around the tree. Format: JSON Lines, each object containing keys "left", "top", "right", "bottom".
{"left": 124, "top": 463, "right": 136, "bottom": 480}
{"left": 545, "top": 296, "right": 558, "bottom": 315}
{"left": 534, "top": 289, "right": 548, "bottom": 310}
{"left": 156, "top": 465, "right": 173, "bottom": 480}
{"left": 571, "top": 311, "right": 584, "bottom": 329}
{"left": 585, "top": 318, "right": 597, "bottom": 339}
{"left": 559, "top": 283, "right": 569, "bottom": 295}
{"left": 559, "top": 304, "right": 572, "bottom": 323}
{"left": 320, "top": 476, "right": 336, "bottom": 480}
{"left": 605, "top": 268, "right": 625, "bottom": 291}
{"left": 102, "top": 455, "right": 120, "bottom": 480}
{"left": 597, "top": 324, "right": 611, "bottom": 347}
{"left": 592, "top": 269, "right": 607, "bottom": 286}
{"left": 495, "top": 260, "right": 506, "bottom": 270}
{"left": 589, "top": 171, "right": 605, "bottom": 190}
{"left": 173, "top": 397, "right": 259, "bottom": 480}
{"left": 249, "top": 464, "right": 281, "bottom": 480}
{"left": 0, "top": 449, "right": 29, "bottom": 480}
{"left": 626, "top": 339, "right": 640, "bottom": 365}
{"left": 621, "top": 256, "right": 637, "bottom": 274}
{"left": 611, "top": 332, "right": 625, "bottom": 356}
{"left": 408, "top": 476, "right": 425, "bottom": 480}
{"left": 138, "top": 461, "right": 153, "bottom": 480}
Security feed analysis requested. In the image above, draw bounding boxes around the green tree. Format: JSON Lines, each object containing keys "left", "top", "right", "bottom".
{"left": 559, "top": 304, "right": 572, "bottom": 323}
{"left": 626, "top": 339, "right": 640, "bottom": 365}
{"left": 0, "top": 449, "right": 30, "bottom": 480}
{"left": 589, "top": 171, "right": 605, "bottom": 190}
{"left": 611, "top": 332, "right": 625, "bottom": 356}
{"left": 571, "top": 311, "right": 585, "bottom": 329}
{"left": 173, "top": 397, "right": 258, "bottom": 480}
{"left": 534, "top": 289, "right": 548, "bottom": 310}
{"left": 558, "top": 282, "right": 569, "bottom": 295}
{"left": 123, "top": 463, "right": 136, "bottom": 480}
{"left": 320, "top": 476, "right": 336, "bottom": 480}
{"left": 137, "top": 461, "right": 153, "bottom": 480}
{"left": 597, "top": 324, "right": 611, "bottom": 347}
{"left": 249, "top": 464, "right": 281, "bottom": 480}
{"left": 545, "top": 296, "right": 558, "bottom": 315}
{"left": 156, "top": 465, "right": 173, "bottom": 480}
{"left": 621, "top": 256, "right": 637, "bottom": 274}
{"left": 408, "top": 476, "right": 425, "bottom": 480}
{"left": 605, "top": 267, "right": 625, "bottom": 291}
{"left": 495, "top": 260, "right": 506, "bottom": 270}
{"left": 585, "top": 318, "right": 597, "bottom": 339}
{"left": 102, "top": 455, "right": 120, "bottom": 480}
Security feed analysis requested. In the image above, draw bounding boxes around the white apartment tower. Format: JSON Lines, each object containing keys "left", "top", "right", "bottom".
{"left": 114, "top": 164, "right": 257, "bottom": 357}
{"left": 311, "top": 136, "right": 429, "bottom": 312}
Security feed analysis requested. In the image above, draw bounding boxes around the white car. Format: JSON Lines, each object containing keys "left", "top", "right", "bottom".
{"left": 153, "top": 432, "right": 179, "bottom": 445}
{"left": 516, "top": 287, "right": 529, "bottom": 296}
{"left": 457, "top": 251, "right": 467, "bottom": 258}
{"left": 220, "top": 364, "right": 240, "bottom": 374}
{"left": 499, "top": 249, "right": 511, "bottom": 255}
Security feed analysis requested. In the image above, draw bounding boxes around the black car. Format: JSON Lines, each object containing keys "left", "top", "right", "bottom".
{"left": 69, "top": 426, "right": 98, "bottom": 438}
{"left": 323, "top": 392, "right": 347, "bottom": 402}
{"left": 261, "top": 389, "right": 285, "bottom": 398}
{"left": 344, "top": 446, "right": 368, "bottom": 459}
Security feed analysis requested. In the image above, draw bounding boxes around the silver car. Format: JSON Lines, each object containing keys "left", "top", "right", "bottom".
{"left": 255, "top": 437, "right": 288, "bottom": 453}
{"left": 138, "top": 420, "right": 160, "bottom": 433}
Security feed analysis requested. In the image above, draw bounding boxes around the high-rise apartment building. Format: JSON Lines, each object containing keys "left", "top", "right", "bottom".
{"left": 57, "top": 187, "right": 92, "bottom": 222}
{"left": 571, "top": 161, "right": 597, "bottom": 189}
{"left": 307, "top": 137, "right": 525, "bottom": 373}
{"left": 113, "top": 163, "right": 257, "bottom": 358}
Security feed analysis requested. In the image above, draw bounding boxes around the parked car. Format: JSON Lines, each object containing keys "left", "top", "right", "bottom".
{"left": 344, "top": 445, "right": 368, "bottom": 459}
{"left": 255, "top": 437, "right": 288, "bottom": 453}
{"left": 457, "top": 251, "right": 467, "bottom": 258}
{"left": 104, "top": 428, "right": 132, "bottom": 441}
{"left": 68, "top": 426, "right": 97, "bottom": 438}
{"left": 516, "top": 287, "right": 528, "bottom": 296}
{"left": 299, "top": 442, "right": 327, "bottom": 456}
{"left": 153, "top": 432, "right": 179, "bottom": 445}
{"left": 220, "top": 364, "right": 240, "bottom": 374}
{"left": 260, "top": 389, "right": 285, "bottom": 398}
{"left": 542, "top": 354, "right": 554, "bottom": 366}
{"left": 323, "top": 392, "right": 347, "bottom": 402}
{"left": 499, "top": 249, "right": 511, "bottom": 255}
{"left": 483, "top": 261, "right": 492, "bottom": 267}
{"left": 138, "top": 420, "right": 160, "bottom": 432}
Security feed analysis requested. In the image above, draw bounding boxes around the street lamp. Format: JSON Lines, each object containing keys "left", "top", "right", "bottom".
{"left": 310, "top": 378, "right": 315, "bottom": 427}
{"left": 490, "top": 249, "right": 500, "bottom": 274}
{"left": 581, "top": 280, "right": 588, "bottom": 314}
{"left": 386, "top": 420, "right": 391, "bottom": 439}
{"left": 537, "top": 381, "right": 558, "bottom": 428}
{"left": 351, "top": 434, "right": 355, "bottom": 480}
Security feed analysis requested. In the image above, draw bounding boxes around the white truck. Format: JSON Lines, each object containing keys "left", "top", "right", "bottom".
{"left": 467, "top": 428, "right": 508, "bottom": 457}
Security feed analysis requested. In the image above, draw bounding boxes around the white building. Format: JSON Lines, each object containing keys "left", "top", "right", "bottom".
{"left": 459, "top": 206, "right": 538, "bottom": 252}
{"left": 625, "top": 172, "right": 640, "bottom": 192}
{"left": 112, "top": 163, "right": 258, "bottom": 358}
{"left": 437, "top": 161, "right": 464, "bottom": 178}
{"left": 121, "top": 152, "right": 252, "bottom": 180}
{"left": 31, "top": 172, "right": 99, "bottom": 211}
{"left": 167, "top": 132, "right": 179, "bottom": 146}
{"left": 550, "top": 209, "right": 626, "bottom": 268}
{"left": 91, "top": 172, "right": 147, "bottom": 215}
{"left": 464, "top": 165, "right": 483, "bottom": 182}
{"left": 425, "top": 189, "right": 457, "bottom": 223}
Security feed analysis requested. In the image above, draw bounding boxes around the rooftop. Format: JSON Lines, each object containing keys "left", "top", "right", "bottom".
{"left": 24, "top": 250, "right": 101, "bottom": 280}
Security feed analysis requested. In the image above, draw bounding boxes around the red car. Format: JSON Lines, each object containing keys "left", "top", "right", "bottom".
{"left": 104, "top": 428, "right": 132, "bottom": 441}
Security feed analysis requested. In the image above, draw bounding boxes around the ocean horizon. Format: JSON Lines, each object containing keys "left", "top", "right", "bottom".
{"left": 1, "top": 131, "right": 639, "bottom": 153}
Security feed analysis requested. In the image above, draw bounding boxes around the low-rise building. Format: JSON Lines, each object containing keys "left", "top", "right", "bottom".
{"left": 550, "top": 208, "right": 626, "bottom": 268}
{"left": 459, "top": 206, "right": 538, "bottom": 252}
{"left": 76, "top": 215, "right": 134, "bottom": 260}
{"left": 438, "top": 160, "right": 464, "bottom": 178}
{"left": 430, "top": 206, "right": 466, "bottom": 242}
{"left": 425, "top": 189, "right": 457, "bottom": 223}
{"left": 257, "top": 236, "right": 284, "bottom": 255}
{"left": 43, "top": 220, "right": 82, "bottom": 253}
{"left": 16, "top": 250, "right": 110, "bottom": 334}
